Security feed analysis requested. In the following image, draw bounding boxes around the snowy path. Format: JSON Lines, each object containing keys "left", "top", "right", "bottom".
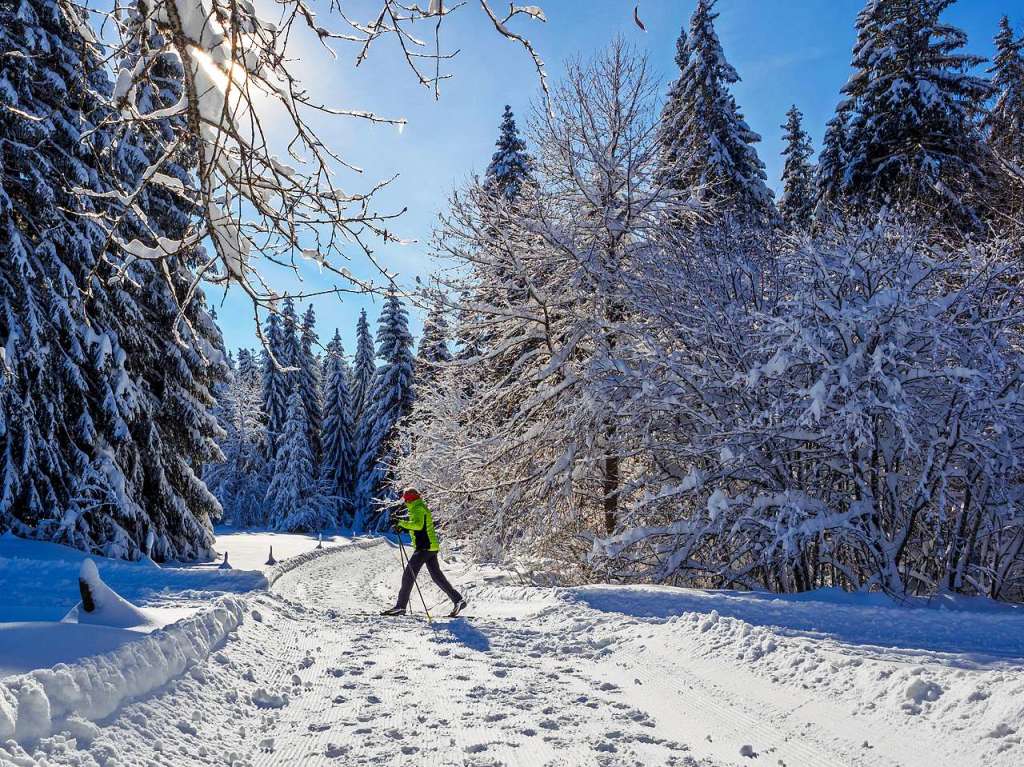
{"left": 8, "top": 540, "right": 1021, "bottom": 766}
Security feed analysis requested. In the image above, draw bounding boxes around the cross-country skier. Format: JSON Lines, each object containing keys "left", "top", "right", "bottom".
{"left": 381, "top": 487, "right": 468, "bottom": 618}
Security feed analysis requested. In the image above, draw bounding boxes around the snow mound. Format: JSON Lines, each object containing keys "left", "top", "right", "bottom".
{"left": 1, "top": 596, "right": 245, "bottom": 742}
{"left": 64, "top": 559, "right": 155, "bottom": 628}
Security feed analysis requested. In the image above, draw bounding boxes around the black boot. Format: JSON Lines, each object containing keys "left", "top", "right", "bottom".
{"left": 448, "top": 598, "right": 468, "bottom": 618}
{"left": 380, "top": 606, "right": 405, "bottom": 616}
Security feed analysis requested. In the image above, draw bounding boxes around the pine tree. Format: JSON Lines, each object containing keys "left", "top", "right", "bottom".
{"left": 206, "top": 352, "right": 267, "bottom": 526}
{"left": 266, "top": 389, "right": 333, "bottom": 532}
{"left": 778, "top": 106, "right": 815, "bottom": 230}
{"left": 815, "top": 112, "right": 850, "bottom": 216}
{"left": 839, "top": 0, "right": 993, "bottom": 228}
{"left": 658, "top": 1, "right": 775, "bottom": 224}
{"left": 111, "top": 6, "right": 230, "bottom": 559}
{"left": 321, "top": 330, "right": 357, "bottom": 522}
{"left": 483, "top": 105, "right": 534, "bottom": 203}
{"left": 416, "top": 295, "right": 453, "bottom": 391}
{"left": 299, "top": 304, "right": 324, "bottom": 466}
{"left": 351, "top": 308, "right": 376, "bottom": 421}
{"left": 984, "top": 16, "right": 1024, "bottom": 223}
{"left": 0, "top": 0, "right": 150, "bottom": 557}
{"left": 261, "top": 309, "right": 290, "bottom": 458}
{"left": 353, "top": 293, "right": 415, "bottom": 530}
{"left": 280, "top": 297, "right": 302, "bottom": 370}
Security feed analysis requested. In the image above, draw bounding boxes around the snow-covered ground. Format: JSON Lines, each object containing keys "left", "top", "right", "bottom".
{"left": 2, "top": 537, "right": 1022, "bottom": 766}
{"left": 0, "top": 529, "right": 341, "bottom": 677}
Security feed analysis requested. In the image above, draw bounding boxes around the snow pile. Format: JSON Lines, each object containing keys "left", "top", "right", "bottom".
{"left": 0, "top": 596, "right": 245, "bottom": 742}
{"left": 65, "top": 559, "right": 155, "bottom": 628}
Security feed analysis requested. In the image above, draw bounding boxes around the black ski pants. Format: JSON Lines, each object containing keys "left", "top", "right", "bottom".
{"left": 396, "top": 549, "right": 462, "bottom": 608}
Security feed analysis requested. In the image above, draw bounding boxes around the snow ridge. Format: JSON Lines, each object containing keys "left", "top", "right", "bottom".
{"left": 0, "top": 538, "right": 381, "bottom": 744}
{"left": 265, "top": 535, "right": 383, "bottom": 587}
{"left": 1, "top": 596, "right": 244, "bottom": 743}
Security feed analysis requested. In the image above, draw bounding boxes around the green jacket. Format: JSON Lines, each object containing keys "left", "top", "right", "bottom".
{"left": 397, "top": 498, "right": 440, "bottom": 552}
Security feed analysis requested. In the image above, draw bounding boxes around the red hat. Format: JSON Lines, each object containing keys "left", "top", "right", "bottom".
{"left": 401, "top": 487, "right": 420, "bottom": 503}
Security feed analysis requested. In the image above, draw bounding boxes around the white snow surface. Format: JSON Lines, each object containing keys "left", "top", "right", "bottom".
{"left": 0, "top": 538, "right": 1021, "bottom": 765}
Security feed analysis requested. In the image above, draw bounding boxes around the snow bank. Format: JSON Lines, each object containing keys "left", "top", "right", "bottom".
{"left": 0, "top": 596, "right": 245, "bottom": 742}
{"left": 266, "top": 534, "right": 382, "bottom": 587}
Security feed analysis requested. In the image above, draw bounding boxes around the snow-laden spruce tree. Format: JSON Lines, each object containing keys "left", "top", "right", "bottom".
{"left": 398, "top": 41, "right": 691, "bottom": 563}
{"left": 299, "top": 305, "right": 324, "bottom": 466}
{"left": 351, "top": 308, "right": 377, "bottom": 422}
{"left": 353, "top": 293, "right": 415, "bottom": 531}
{"left": 483, "top": 105, "right": 534, "bottom": 202}
{"left": 0, "top": 0, "right": 194, "bottom": 559}
{"left": 591, "top": 218, "right": 1024, "bottom": 599}
{"left": 266, "top": 389, "right": 333, "bottom": 532}
{"left": 321, "top": 330, "right": 357, "bottom": 524}
{"left": 658, "top": 1, "right": 774, "bottom": 224}
{"left": 984, "top": 16, "right": 1024, "bottom": 226}
{"left": 814, "top": 113, "right": 850, "bottom": 218}
{"left": 111, "top": 3, "right": 231, "bottom": 560}
{"left": 837, "top": 0, "right": 993, "bottom": 229}
{"left": 778, "top": 106, "right": 815, "bottom": 230}
{"left": 415, "top": 293, "right": 453, "bottom": 392}
{"left": 260, "top": 309, "right": 290, "bottom": 459}
{"left": 205, "top": 353, "right": 267, "bottom": 526}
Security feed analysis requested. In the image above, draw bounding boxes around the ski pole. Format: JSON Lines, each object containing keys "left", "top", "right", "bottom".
{"left": 396, "top": 533, "right": 432, "bottom": 624}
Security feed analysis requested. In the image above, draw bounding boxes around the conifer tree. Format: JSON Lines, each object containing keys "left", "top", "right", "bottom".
{"left": 778, "top": 106, "right": 816, "bottom": 230}
{"left": 206, "top": 352, "right": 266, "bottom": 526}
{"left": 352, "top": 308, "right": 377, "bottom": 421}
{"left": 483, "top": 105, "right": 534, "bottom": 203}
{"left": 261, "top": 310, "right": 290, "bottom": 458}
{"left": 839, "top": 0, "right": 993, "bottom": 228}
{"left": 416, "top": 295, "right": 453, "bottom": 391}
{"left": 0, "top": 0, "right": 150, "bottom": 557}
{"left": 266, "top": 389, "right": 333, "bottom": 531}
{"left": 815, "top": 112, "right": 850, "bottom": 216}
{"left": 299, "top": 304, "right": 324, "bottom": 466}
{"left": 280, "top": 297, "right": 302, "bottom": 370}
{"left": 984, "top": 16, "right": 1024, "bottom": 223}
{"left": 321, "top": 330, "right": 357, "bottom": 522}
{"left": 353, "top": 293, "right": 415, "bottom": 530}
{"left": 658, "top": 0, "right": 774, "bottom": 224}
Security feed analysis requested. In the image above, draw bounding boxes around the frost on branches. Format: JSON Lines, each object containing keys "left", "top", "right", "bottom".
{"left": 592, "top": 220, "right": 1024, "bottom": 600}
{"left": 397, "top": 42, "right": 692, "bottom": 564}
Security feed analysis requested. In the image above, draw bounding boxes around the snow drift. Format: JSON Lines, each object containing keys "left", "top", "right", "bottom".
{"left": 0, "top": 595, "right": 245, "bottom": 742}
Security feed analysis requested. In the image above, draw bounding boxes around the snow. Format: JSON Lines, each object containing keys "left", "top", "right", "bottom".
{"left": 69, "top": 559, "right": 156, "bottom": 629}
{"left": 0, "top": 539, "right": 1020, "bottom": 765}
{"left": 211, "top": 529, "right": 351, "bottom": 572}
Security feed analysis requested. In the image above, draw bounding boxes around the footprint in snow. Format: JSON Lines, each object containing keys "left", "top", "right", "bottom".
{"left": 325, "top": 743, "right": 350, "bottom": 758}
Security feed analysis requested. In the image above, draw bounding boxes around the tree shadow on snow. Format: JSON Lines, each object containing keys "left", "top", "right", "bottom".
{"left": 432, "top": 618, "right": 491, "bottom": 652}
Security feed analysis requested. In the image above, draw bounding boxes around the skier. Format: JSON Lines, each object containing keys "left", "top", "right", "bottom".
{"left": 381, "top": 487, "right": 469, "bottom": 618}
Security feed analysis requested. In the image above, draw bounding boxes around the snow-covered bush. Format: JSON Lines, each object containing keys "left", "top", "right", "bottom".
{"left": 594, "top": 219, "right": 1024, "bottom": 600}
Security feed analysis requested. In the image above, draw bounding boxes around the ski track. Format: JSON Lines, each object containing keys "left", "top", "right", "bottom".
{"left": 5, "top": 540, "right": 1016, "bottom": 766}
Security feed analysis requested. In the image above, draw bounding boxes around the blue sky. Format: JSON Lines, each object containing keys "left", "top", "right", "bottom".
{"left": 214, "top": 0, "right": 1018, "bottom": 355}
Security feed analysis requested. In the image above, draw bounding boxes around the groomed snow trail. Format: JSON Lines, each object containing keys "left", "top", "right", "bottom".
{"left": 5, "top": 540, "right": 1019, "bottom": 766}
